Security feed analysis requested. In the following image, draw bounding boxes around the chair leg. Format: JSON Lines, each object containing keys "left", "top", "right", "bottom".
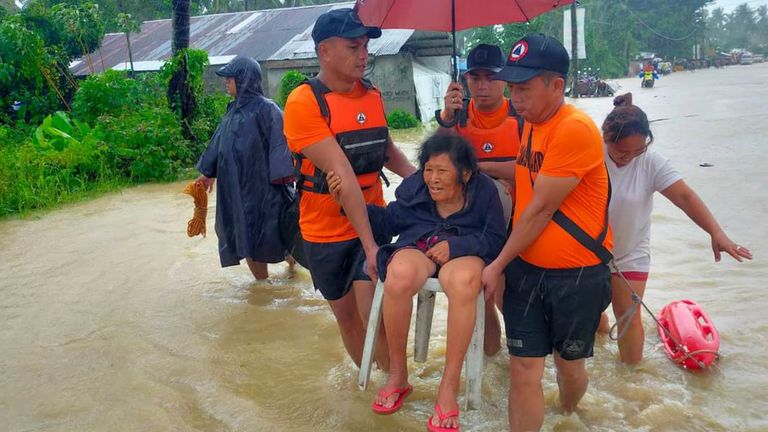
{"left": 359, "top": 280, "right": 385, "bottom": 390}
{"left": 414, "top": 289, "right": 436, "bottom": 363}
{"left": 463, "top": 293, "right": 485, "bottom": 410}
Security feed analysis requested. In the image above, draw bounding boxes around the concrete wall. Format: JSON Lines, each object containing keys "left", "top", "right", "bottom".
{"left": 367, "top": 53, "right": 417, "bottom": 116}
{"left": 265, "top": 54, "right": 417, "bottom": 116}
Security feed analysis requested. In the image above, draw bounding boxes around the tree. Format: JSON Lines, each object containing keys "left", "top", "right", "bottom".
{"left": 167, "top": 0, "right": 196, "bottom": 139}
{"left": 707, "top": 7, "right": 728, "bottom": 52}
{"left": 116, "top": 13, "right": 139, "bottom": 75}
{"left": 728, "top": 4, "right": 757, "bottom": 50}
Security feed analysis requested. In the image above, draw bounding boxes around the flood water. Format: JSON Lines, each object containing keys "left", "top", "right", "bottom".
{"left": 2, "top": 64, "right": 767, "bottom": 431}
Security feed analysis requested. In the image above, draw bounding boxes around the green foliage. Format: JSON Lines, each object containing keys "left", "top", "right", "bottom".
{"left": 190, "top": 92, "right": 231, "bottom": 151}
{"left": 49, "top": 2, "right": 104, "bottom": 59}
{"left": 32, "top": 111, "right": 101, "bottom": 173}
{"left": 387, "top": 109, "right": 420, "bottom": 130}
{"left": 463, "top": 0, "right": 715, "bottom": 78}
{"left": 116, "top": 12, "right": 140, "bottom": 34}
{"left": 0, "top": 113, "right": 112, "bottom": 216}
{"left": 0, "top": 67, "right": 227, "bottom": 216}
{"left": 95, "top": 106, "right": 192, "bottom": 182}
{"left": 277, "top": 70, "right": 308, "bottom": 108}
{"left": 20, "top": 1, "right": 104, "bottom": 60}
{"left": 160, "top": 48, "right": 210, "bottom": 95}
{"left": 0, "top": 1, "right": 104, "bottom": 123}
{"left": 71, "top": 70, "right": 140, "bottom": 124}
{"left": 0, "top": 16, "right": 61, "bottom": 123}
{"left": 162, "top": 48, "right": 209, "bottom": 138}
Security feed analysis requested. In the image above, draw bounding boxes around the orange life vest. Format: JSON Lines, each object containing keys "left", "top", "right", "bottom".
{"left": 457, "top": 100, "right": 523, "bottom": 163}
{"left": 294, "top": 78, "right": 389, "bottom": 193}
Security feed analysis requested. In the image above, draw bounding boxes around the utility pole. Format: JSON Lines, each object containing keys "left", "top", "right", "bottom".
{"left": 570, "top": 2, "right": 579, "bottom": 98}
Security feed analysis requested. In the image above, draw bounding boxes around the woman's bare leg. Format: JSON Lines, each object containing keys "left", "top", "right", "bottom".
{"left": 431, "top": 256, "right": 484, "bottom": 429}
{"left": 374, "top": 249, "right": 435, "bottom": 408}
{"left": 611, "top": 276, "right": 648, "bottom": 364}
{"left": 245, "top": 258, "right": 268, "bottom": 280}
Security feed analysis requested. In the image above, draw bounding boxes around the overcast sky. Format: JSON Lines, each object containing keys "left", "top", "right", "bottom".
{"left": 713, "top": 0, "right": 768, "bottom": 11}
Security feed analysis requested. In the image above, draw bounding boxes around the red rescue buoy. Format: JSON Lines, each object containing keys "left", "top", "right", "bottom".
{"left": 657, "top": 299, "right": 720, "bottom": 370}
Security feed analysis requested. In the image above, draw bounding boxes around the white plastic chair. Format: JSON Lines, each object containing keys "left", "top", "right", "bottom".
{"left": 358, "top": 278, "right": 485, "bottom": 410}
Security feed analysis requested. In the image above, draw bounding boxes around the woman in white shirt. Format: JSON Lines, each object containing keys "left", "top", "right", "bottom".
{"left": 599, "top": 93, "right": 752, "bottom": 364}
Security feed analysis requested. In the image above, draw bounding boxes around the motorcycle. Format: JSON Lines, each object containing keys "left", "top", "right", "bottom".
{"left": 639, "top": 70, "right": 659, "bottom": 88}
{"left": 567, "top": 67, "right": 615, "bottom": 97}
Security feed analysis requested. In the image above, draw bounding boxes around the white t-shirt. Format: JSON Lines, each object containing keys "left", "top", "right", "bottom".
{"left": 606, "top": 148, "right": 682, "bottom": 272}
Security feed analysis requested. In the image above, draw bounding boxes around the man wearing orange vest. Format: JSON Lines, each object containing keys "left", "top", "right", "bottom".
{"left": 439, "top": 44, "right": 522, "bottom": 356}
{"left": 283, "top": 8, "right": 416, "bottom": 371}
{"left": 482, "top": 34, "right": 613, "bottom": 431}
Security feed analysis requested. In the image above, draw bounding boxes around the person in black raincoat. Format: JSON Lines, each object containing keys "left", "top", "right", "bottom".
{"left": 196, "top": 56, "right": 295, "bottom": 280}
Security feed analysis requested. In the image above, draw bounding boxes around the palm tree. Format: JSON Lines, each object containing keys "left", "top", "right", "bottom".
{"left": 168, "top": 0, "right": 195, "bottom": 139}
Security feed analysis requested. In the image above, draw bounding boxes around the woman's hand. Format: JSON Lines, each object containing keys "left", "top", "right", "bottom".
{"left": 327, "top": 170, "right": 342, "bottom": 203}
{"left": 711, "top": 230, "right": 752, "bottom": 262}
{"left": 425, "top": 241, "right": 450, "bottom": 266}
{"left": 481, "top": 262, "right": 503, "bottom": 302}
{"left": 195, "top": 175, "right": 215, "bottom": 193}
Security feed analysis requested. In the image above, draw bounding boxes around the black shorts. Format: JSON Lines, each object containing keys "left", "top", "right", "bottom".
{"left": 502, "top": 258, "right": 611, "bottom": 360}
{"left": 303, "top": 238, "right": 371, "bottom": 301}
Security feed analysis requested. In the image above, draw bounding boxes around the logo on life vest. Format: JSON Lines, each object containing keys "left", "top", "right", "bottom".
{"left": 482, "top": 142, "right": 494, "bottom": 153}
{"left": 509, "top": 41, "right": 529, "bottom": 62}
{"left": 356, "top": 112, "right": 367, "bottom": 125}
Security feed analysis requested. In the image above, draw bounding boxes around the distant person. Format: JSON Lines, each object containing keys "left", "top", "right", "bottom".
{"left": 196, "top": 56, "right": 295, "bottom": 280}
{"left": 327, "top": 134, "right": 506, "bottom": 431}
{"left": 484, "top": 34, "right": 613, "bottom": 431}
{"left": 283, "top": 8, "right": 416, "bottom": 371}
{"left": 597, "top": 93, "right": 753, "bottom": 364}
{"left": 438, "top": 43, "right": 522, "bottom": 355}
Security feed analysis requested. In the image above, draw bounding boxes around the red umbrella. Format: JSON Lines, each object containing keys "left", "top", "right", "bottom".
{"left": 356, "top": 0, "right": 573, "bottom": 32}
{"left": 355, "top": 0, "right": 574, "bottom": 79}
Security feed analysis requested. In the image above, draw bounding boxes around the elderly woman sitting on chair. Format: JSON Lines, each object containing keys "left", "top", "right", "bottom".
{"left": 328, "top": 134, "right": 506, "bottom": 431}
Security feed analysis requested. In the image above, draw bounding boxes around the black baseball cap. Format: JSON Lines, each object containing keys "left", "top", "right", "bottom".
{"left": 494, "top": 34, "right": 570, "bottom": 83}
{"left": 465, "top": 44, "right": 505, "bottom": 74}
{"left": 311, "top": 8, "right": 382, "bottom": 45}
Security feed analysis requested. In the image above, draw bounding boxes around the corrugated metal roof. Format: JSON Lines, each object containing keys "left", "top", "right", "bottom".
{"left": 269, "top": 28, "right": 414, "bottom": 61}
{"left": 71, "top": 3, "right": 359, "bottom": 76}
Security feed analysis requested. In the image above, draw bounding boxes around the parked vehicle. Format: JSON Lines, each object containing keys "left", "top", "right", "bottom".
{"left": 567, "top": 67, "right": 615, "bottom": 97}
{"left": 753, "top": 54, "right": 764, "bottom": 63}
{"left": 740, "top": 53, "right": 754, "bottom": 65}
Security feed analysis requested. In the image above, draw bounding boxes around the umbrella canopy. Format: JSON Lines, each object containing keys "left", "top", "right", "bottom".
{"left": 355, "top": 0, "right": 574, "bottom": 32}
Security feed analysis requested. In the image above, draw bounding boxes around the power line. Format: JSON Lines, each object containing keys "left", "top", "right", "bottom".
{"left": 620, "top": 3, "right": 701, "bottom": 41}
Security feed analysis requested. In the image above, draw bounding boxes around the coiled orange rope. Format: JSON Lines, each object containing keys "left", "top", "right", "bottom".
{"left": 183, "top": 181, "right": 208, "bottom": 237}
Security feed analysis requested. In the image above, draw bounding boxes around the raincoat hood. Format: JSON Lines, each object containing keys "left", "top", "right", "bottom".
{"left": 216, "top": 56, "right": 264, "bottom": 102}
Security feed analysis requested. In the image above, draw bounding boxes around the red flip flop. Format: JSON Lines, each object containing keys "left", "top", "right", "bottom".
{"left": 426, "top": 403, "right": 460, "bottom": 431}
{"left": 371, "top": 385, "right": 413, "bottom": 415}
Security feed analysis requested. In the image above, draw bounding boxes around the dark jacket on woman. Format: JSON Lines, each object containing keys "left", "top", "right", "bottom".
{"left": 368, "top": 170, "right": 506, "bottom": 281}
{"left": 196, "top": 56, "right": 294, "bottom": 266}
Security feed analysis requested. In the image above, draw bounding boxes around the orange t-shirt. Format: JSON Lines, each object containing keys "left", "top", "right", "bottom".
{"left": 514, "top": 104, "right": 613, "bottom": 268}
{"left": 283, "top": 81, "right": 385, "bottom": 243}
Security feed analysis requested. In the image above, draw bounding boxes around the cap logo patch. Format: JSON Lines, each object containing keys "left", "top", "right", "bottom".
{"left": 509, "top": 41, "right": 529, "bottom": 62}
{"left": 482, "top": 142, "right": 493, "bottom": 153}
{"left": 475, "top": 50, "right": 487, "bottom": 62}
{"left": 356, "top": 112, "right": 367, "bottom": 125}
